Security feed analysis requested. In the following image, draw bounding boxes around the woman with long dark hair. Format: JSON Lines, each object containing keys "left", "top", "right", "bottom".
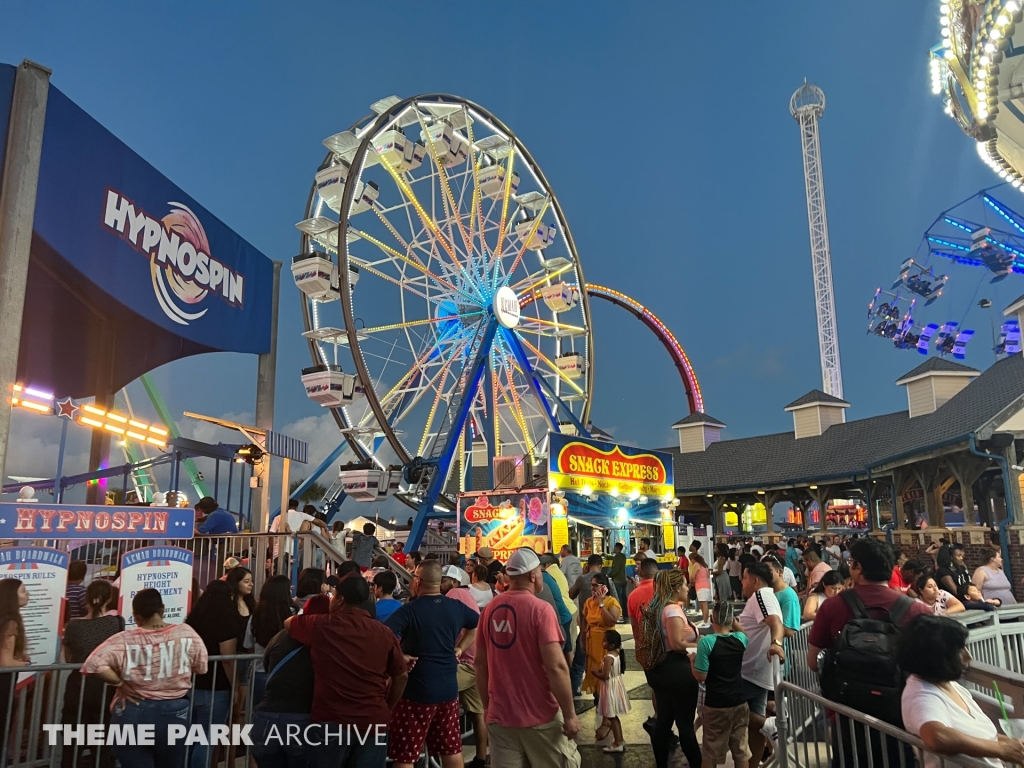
{"left": 643, "top": 569, "right": 702, "bottom": 768}
{"left": 225, "top": 567, "right": 256, "bottom": 618}
{"left": 0, "top": 578, "right": 28, "bottom": 665}
{"left": 61, "top": 580, "right": 124, "bottom": 768}
{"left": 294, "top": 568, "right": 325, "bottom": 607}
{"left": 81, "top": 588, "right": 207, "bottom": 768}
{"left": 186, "top": 581, "right": 241, "bottom": 768}
{"left": 226, "top": 567, "right": 256, "bottom": 714}
{"left": 801, "top": 570, "right": 844, "bottom": 622}
{"left": 244, "top": 575, "right": 294, "bottom": 707}
{"left": 0, "top": 578, "right": 28, "bottom": 757}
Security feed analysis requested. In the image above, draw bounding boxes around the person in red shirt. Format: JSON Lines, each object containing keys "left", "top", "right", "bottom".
{"left": 888, "top": 548, "right": 909, "bottom": 592}
{"left": 808, "top": 538, "right": 931, "bottom": 768}
{"left": 476, "top": 548, "right": 581, "bottom": 768}
{"left": 807, "top": 538, "right": 931, "bottom": 671}
{"left": 285, "top": 573, "right": 408, "bottom": 767}
{"left": 392, "top": 542, "right": 407, "bottom": 567}
{"left": 675, "top": 546, "right": 689, "bottom": 574}
{"left": 627, "top": 558, "right": 659, "bottom": 635}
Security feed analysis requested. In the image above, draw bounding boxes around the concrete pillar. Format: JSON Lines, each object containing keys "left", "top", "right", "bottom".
{"left": 0, "top": 61, "right": 50, "bottom": 485}
{"left": 253, "top": 261, "right": 281, "bottom": 532}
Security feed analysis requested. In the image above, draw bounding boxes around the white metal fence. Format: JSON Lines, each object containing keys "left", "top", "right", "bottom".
{"left": 0, "top": 653, "right": 259, "bottom": 768}
{"left": 775, "top": 677, "right": 995, "bottom": 768}
{"left": 775, "top": 606, "right": 1024, "bottom": 768}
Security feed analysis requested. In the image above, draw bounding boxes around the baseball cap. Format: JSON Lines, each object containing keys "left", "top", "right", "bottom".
{"left": 477, "top": 546, "right": 493, "bottom": 559}
{"left": 441, "top": 565, "right": 470, "bottom": 586}
{"left": 538, "top": 553, "right": 558, "bottom": 567}
{"left": 505, "top": 548, "right": 541, "bottom": 576}
{"left": 223, "top": 556, "right": 241, "bottom": 570}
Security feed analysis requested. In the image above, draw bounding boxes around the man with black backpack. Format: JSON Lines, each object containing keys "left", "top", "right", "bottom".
{"left": 807, "top": 537, "right": 930, "bottom": 768}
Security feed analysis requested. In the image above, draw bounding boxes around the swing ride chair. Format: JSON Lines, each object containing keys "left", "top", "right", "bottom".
{"left": 892, "top": 258, "right": 948, "bottom": 304}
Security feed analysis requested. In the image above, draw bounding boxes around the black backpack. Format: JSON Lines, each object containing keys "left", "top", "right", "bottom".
{"left": 819, "top": 591, "right": 914, "bottom": 726}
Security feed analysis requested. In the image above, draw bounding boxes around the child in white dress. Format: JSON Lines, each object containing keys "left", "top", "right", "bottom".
{"left": 592, "top": 629, "right": 631, "bottom": 753}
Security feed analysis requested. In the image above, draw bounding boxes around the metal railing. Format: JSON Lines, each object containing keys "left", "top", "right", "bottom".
{"left": 775, "top": 676, "right": 995, "bottom": 768}
{"left": 1, "top": 532, "right": 357, "bottom": 596}
{"left": 0, "top": 653, "right": 259, "bottom": 768}
{"left": 0, "top": 531, "right": 420, "bottom": 593}
{"left": 776, "top": 606, "right": 1024, "bottom": 768}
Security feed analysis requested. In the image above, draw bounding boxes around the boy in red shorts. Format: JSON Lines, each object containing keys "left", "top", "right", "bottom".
{"left": 384, "top": 559, "right": 478, "bottom": 768}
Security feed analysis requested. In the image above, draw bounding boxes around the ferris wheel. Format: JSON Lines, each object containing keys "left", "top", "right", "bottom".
{"left": 292, "top": 95, "right": 595, "bottom": 529}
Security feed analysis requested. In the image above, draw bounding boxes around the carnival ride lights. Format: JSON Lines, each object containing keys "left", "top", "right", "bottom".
{"left": 928, "top": 0, "right": 1024, "bottom": 186}
{"left": 290, "top": 94, "right": 707, "bottom": 551}
{"left": 10, "top": 385, "right": 169, "bottom": 447}
{"left": 866, "top": 189, "right": 1024, "bottom": 359}
{"left": 521, "top": 284, "right": 704, "bottom": 415}
{"left": 293, "top": 93, "right": 597, "bottom": 542}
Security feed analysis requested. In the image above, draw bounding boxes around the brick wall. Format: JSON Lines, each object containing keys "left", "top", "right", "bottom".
{"left": 1008, "top": 527, "right": 1024, "bottom": 602}
{"left": 890, "top": 527, "right": 1024, "bottom": 599}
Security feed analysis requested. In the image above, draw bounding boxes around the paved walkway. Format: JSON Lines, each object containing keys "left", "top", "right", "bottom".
{"left": 465, "top": 616, "right": 753, "bottom": 767}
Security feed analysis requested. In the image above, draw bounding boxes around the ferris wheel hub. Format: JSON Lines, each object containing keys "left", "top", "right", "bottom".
{"left": 493, "top": 286, "right": 521, "bottom": 329}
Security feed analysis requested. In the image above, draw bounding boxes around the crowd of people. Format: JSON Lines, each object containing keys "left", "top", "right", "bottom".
{"left": 6, "top": 499, "right": 1024, "bottom": 768}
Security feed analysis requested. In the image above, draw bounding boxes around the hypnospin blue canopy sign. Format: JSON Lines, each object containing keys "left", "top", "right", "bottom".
{"left": 30, "top": 83, "right": 273, "bottom": 352}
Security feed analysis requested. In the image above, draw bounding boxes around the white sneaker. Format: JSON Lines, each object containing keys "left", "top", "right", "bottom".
{"left": 761, "top": 716, "right": 778, "bottom": 746}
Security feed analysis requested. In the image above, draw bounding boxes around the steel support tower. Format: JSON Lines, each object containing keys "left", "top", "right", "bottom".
{"left": 791, "top": 81, "right": 844, "bottom": 399}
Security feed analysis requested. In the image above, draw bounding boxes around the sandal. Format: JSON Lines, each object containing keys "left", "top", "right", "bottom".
{"left": 603, "top": 743, "right": 625, "bottom": 753}
{"left": 594, "top": 725, "right": 612, "bottom": 743}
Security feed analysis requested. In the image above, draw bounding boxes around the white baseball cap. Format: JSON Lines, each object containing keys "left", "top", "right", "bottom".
{"left": 441, "top": 565, "right": 470, "bottom": 586}
{"left": 505, "top": 548, "right": 541, "bottom": 576}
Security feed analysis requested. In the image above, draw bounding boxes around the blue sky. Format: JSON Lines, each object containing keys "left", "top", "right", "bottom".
{"left": 0, "top": 2, "right": 1015, "bottom": 500}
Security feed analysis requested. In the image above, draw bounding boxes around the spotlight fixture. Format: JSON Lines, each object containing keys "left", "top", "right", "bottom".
{"left": 236, "top": 443, "right": 265, "bottom": 465}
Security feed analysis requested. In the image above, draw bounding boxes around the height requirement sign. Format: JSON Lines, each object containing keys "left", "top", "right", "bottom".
{"left": 548, "top": 433, "right": 674, "bottom": 499}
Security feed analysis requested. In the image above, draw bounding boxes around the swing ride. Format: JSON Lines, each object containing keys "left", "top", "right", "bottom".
{"left": 867, "top": 188, "right": 1024, "bottom": 360}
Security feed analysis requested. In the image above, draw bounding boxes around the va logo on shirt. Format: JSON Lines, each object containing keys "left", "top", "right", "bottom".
{"left": 489, "top": 605, "right": 518, "bottom": 650}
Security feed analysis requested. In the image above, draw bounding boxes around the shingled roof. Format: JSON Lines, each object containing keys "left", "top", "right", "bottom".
{"left": 895, "top": 357, "right": 980, "bottom": 383}
{"left": 784, "top": 389, "right": 850, "bottom": 410}
{"left": 672, "top": 412, "right": 726, "bottom": 427}
{"left": 667, "top": 353, "right": 1024, "bottom": 493}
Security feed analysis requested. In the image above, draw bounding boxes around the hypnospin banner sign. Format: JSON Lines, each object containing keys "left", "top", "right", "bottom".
{"left": 458, "top": 491, "right": 550, "bottom": 563}
{"left": 548, "top": 433, "right": 674, "bottom": 498}
{"left": 0, "top": 503, "right": 196, "bottom": 539}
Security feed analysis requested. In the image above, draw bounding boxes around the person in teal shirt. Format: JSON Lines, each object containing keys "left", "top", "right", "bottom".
{"left": 764, "top": 555, "right": 801, "bottom": 631}
{"left": 764, "top": 553, "right": 801, "bottom": 687}
{"left": 785, "top": 539, "right": 803, "bottom": 583}
{"left": 690, "top": 601, "right": 751, "bottom": 768}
